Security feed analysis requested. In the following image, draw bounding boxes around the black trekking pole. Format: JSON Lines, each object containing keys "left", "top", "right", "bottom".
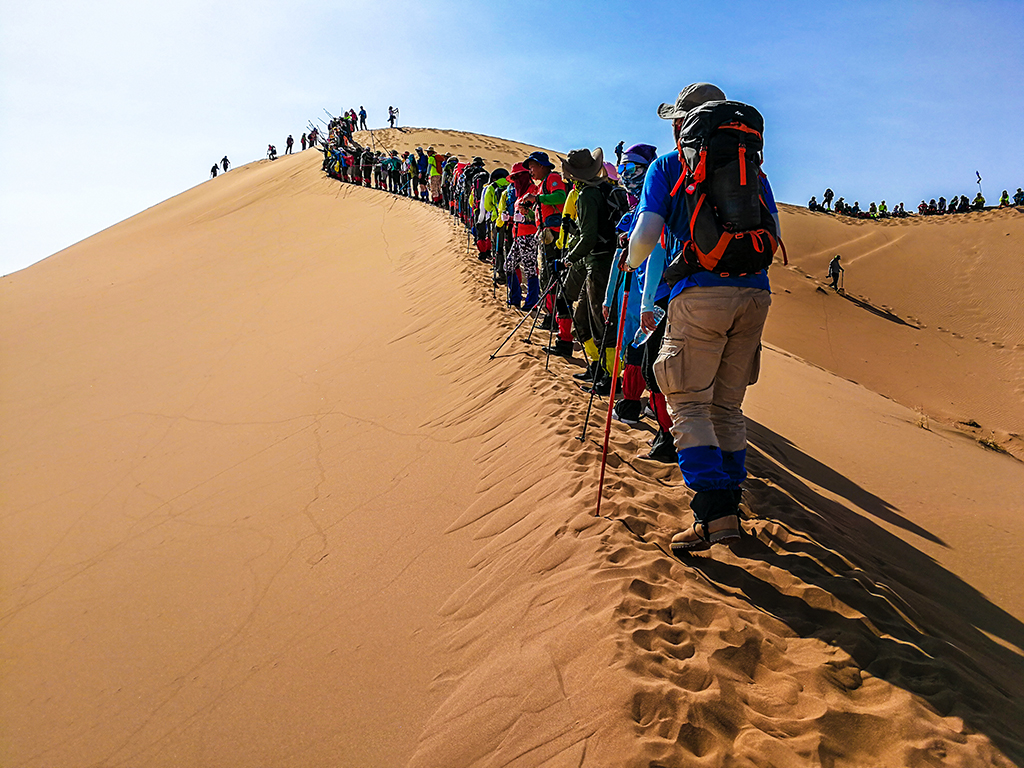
{"left": 577, "top": 262, "right": 626, "bottom": 442}
{"left": 528, "top": 257, "right": 560, "bottom": 345}
{"left": 524, "top": 273, "right": 552, "bottom": 344}
{"left": 542, "top": 242, "right": 570, "bottom": 371}
{"left": 489, "top": 273, "right": 559, "bottom": 359}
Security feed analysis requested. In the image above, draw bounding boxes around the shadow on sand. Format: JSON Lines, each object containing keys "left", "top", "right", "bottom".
{"left": 682, "top": 418, "right": 1024, "bottom": 762}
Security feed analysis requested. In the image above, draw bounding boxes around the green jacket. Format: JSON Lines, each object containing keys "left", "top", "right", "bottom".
{"left": 565, "top": 183, "right": 613, "bottom": 270}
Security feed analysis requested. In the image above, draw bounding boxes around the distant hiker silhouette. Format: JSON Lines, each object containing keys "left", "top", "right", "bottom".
{"left": 828, "top": 254, "right": 844, "bottom": 290}
{"left": 221, "top": 156, "right": 230, "bottom": 172}
{"left": 210, "top": 164, "right": 219, "bottom": 178}
{"left": 286, "top": 135, "right": 294, "bottom": 154}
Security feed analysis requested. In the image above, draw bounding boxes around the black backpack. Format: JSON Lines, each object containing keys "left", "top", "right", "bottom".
{"left": 663, "top": 100, "right": 786, "bottom": 285}
{"left": 596, "top": 181, "right": 631, "bottom": 254}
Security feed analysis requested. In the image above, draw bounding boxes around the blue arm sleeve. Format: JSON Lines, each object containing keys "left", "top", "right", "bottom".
{"left": 604, "top": 250, "right": 623, "bottom": 308}
{"left": 640, "top": 243, "right": 668, "bottom": 314}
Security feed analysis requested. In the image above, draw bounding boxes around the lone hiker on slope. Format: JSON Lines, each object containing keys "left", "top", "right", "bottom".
{"left": 625, "top": 82, "right": 781, "bottom": 555}
{"left": 221, "top": 156, "right": 230, "bottom": 172}
{"left": 829, "top": 254, "right": 844, "bottom": 290}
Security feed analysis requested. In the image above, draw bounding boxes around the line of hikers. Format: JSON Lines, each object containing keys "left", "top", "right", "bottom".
{"left": 319, "top": 83, "right": 787, "bottom": 556}
{"left": 809, "top": 187, "right": 1024, "bottom": 217}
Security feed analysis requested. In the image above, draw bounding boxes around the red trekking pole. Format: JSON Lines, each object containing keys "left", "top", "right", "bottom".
{"left": 595, "top": 270, "right": 632, "bottom": 518}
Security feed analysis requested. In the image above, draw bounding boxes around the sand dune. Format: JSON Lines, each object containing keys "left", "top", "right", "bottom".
{"left": 770, "top": 204, "right": 1024, "bottom": 458}
{"left": 2, "top": 135, "right": 1022, "bottom": 767}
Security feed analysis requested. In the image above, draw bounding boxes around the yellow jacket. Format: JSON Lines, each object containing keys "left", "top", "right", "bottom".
{"left": 556, "top": 186, "right": 580, "bottom": 249}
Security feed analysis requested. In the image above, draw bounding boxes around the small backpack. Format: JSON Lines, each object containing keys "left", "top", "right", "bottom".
{"left": 663, "top": 100, "right": 786, "bottom": 285}
{"left": 596, "top": 181, "right": 631, "bottom": 254}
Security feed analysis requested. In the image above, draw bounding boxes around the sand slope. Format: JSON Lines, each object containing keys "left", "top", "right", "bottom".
{"left": 770, "top": 204, "right": 1024, "bottom": 457}
{"left": 2, "top": 136, "right": 1023, "bottom": 767}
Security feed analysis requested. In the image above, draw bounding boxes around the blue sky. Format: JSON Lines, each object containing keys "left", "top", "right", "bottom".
{"left": 2, "top": 0, "right": 1022, "bottom": 276}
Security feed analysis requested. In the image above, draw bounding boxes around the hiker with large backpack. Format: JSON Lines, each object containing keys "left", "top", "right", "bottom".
{"left": 626, "top": 83, "right": 784, "bottom": 556}
{"left": 559, "top": 148, "right": 630, "bottom": 392}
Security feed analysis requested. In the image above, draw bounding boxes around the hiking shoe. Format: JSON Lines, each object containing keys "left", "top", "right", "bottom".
{"left": 613, "top": 399, "right": 643, "bottom": 425}
{"left": 642, "top": 403, "right": 657, "bottom": 422}
{"left": 538, "top": 314, "right": 556, "bottom": 331}
{"left": 581, "top": 373, "right": 621, "bottom": 397}
{"left": 572, "top": 361, "right": 601, "bottom": 381}
{"left": 641, "top": 429, "right": 677, "bottom": 463}
{"left": 542, "top": 340, "right": 574, "bottom": 357}
{"left": 670, "top": 515, "right": 742, "bottom": 555}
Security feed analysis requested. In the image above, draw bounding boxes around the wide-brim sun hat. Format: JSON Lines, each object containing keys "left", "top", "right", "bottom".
{"left": 561, "top": 147, "right": 605, "bottom": 182}
{"left": 657, "top": 82, "right": 726, "bottom": 120}
{"left": 524, "top": 151, "right": 554, "bottom": 169}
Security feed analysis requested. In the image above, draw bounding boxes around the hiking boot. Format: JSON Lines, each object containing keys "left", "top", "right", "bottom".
{"left": 542, "top": 339, "right": 574, "bottom": 358}
{"left": 641, "top": 429, "right": 677, "bottom": 463}
{"left": 613, "top": 398, "right": 643, "bottom": 425}
{"left": 581, "top": 371, "right": 621, "bottom": 397}
{"left": 538, "top": 314, "right": 556, "bottom": 331}
{"left": 572, "top": 361, "right": 601, "bottom": 381}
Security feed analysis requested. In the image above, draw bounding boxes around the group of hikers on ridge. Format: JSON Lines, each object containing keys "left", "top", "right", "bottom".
{"left": 808, "top": 186, "right": 1024, "bottom": 218}
{"left": 208, "top": 104, "right": 409, "bottom": 179}
{"left": 320, "top": 83, "right": 785, "bottom": 556}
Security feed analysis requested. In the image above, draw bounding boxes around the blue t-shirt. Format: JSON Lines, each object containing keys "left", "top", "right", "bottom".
{"left": 637, "top": 152, "right": 777, "bottom": 299}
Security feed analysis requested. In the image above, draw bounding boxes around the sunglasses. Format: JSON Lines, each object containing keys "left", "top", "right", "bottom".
{"left": 617, "top": 162, "right": 645, "bottom": 176}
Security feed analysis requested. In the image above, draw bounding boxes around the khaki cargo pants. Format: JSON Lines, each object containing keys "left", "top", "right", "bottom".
{"left": 653, "top": 286, "right": 770, "bottom": 458}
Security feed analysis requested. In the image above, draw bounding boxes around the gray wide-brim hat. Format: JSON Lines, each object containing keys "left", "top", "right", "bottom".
{"left": 657, "top": 82, "right": 726, "bottom": 120}
{"left": 561, "top": 147, "right": 605, "bottom": 182}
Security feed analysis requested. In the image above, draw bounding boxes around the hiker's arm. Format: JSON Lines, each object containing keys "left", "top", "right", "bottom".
{"left": 603, "top": 251, "right": 624, "bottom": 316}
{"left": 537, "top": 188, "right": 567, "bottom": 207}
{"left": 627, "top": 211, "right": 664, "bottom": 269}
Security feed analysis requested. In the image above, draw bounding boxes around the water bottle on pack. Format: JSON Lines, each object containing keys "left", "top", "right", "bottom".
{"left": 631, "top": 305, "right": 666, "bottom": 347}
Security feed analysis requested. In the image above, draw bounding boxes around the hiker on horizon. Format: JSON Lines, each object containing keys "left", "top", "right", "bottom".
{"left": 973, "top": 192, "right": 985, "bottom": 210}
{"left": 828, "top": 254, "right": 844, "bottom": 290}
{"left": 301, "top": 133, "right": 307, "bottom": 151}
{"left": 625, "top": 82, "right": 781, "bottom": 555}
{"left": 614, "top": 140, "right": 625, "bottom": 165}
{"left": 823, "top": 188, "right": 834, "bottom": 210}
{"left": 358, "top": 106, "right": 367, "bottom": 131}
{"left": 286, "top": 135, "right": 294, "bottom": 155}
{"left": 808, "top": 195, "right": 819, "bottom": 211}
{"left": 210, "top": 164, "right": 219, "bottom": 178}
{"left": 1014, "top": 188, "right": 1024, "bottom": 206}
{"left": 999, "top": 190, "right": 1010, "bottom": 207}
{"left": 268, "top": 145, "right": 277, "bottom": 160}
{"left": 221, "top": 156, "right": 230, "bottom": 172}
{"left": 388, "top": 106, "right": 397, "bottom": 128}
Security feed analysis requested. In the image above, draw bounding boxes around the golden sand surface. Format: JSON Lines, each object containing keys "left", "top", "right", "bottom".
{"left": 2, "top": 136, "right": 1022, "bottom": 767}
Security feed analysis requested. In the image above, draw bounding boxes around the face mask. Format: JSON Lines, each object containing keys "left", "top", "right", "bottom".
{"left": 617, "top": 162, "right": 647, "bottom": 199}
